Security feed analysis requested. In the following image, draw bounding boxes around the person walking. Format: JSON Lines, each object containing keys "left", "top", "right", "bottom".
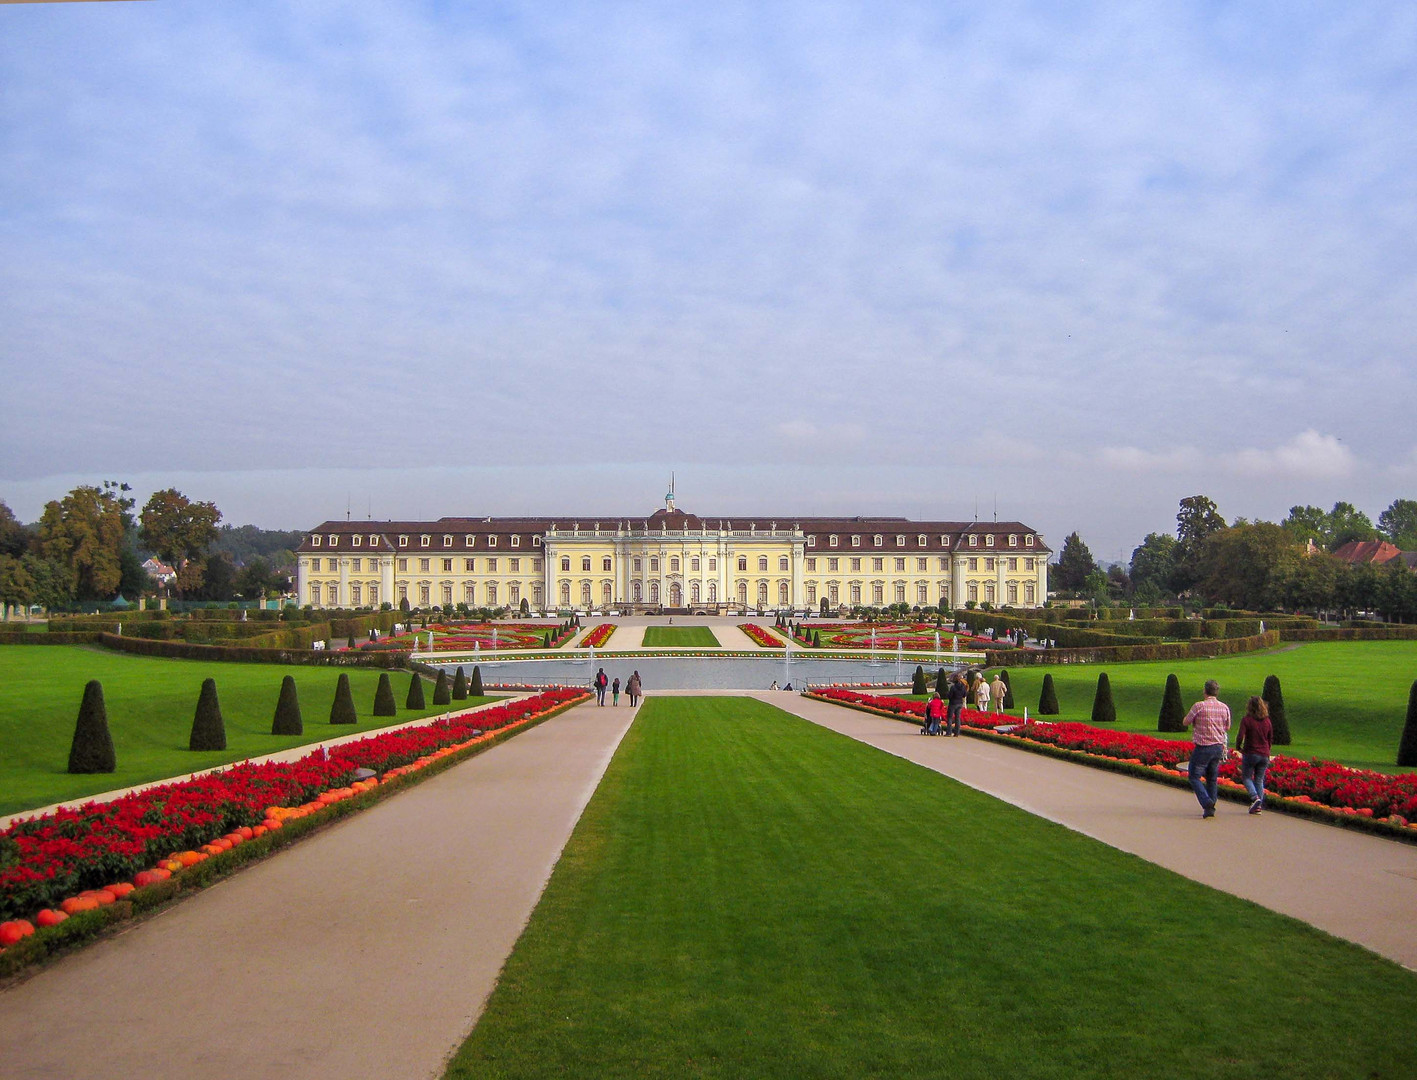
{"left": 923, "top": 691, "right": 945, "bottom": 736}
{"left": 626, "top": 670, "right": 642, "bottom": 707}
{"left": 989, "top": 673, "right": 1007, "bottom": 712}
{"left": 611, "top": 676, "right": 621, "bottom": 706}
{"left": 594, "top": 667, "right": 609, "bottom": 706}
{"left": 946, "top": 673, "right": 968, "bottom": 737}
{"left": 1236, "top": 695, "right": 1273, "bottom": 814}
{"left": 975, "top": 673, "right": 991, "bottom": 713}
{"left": 1183, "top": 679, "right": 1232, "bottom": 818}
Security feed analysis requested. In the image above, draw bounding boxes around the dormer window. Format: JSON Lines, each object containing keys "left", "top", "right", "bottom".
{"left": 985, "top": 534, "right": 995, "bottom": 547}
{"left": 511, "top": 535, "right": 520, "bottom": 547}
{"left": 917, "top": 534, "right": 927, "bottom": 546}
{"left": 873, "top": 535, "right": 883, "bottom": 547}
{"left": 488, "top": 535, "right": 497, "bottom": 547}
{"left": 352, "top": 535, "right": 362, "bottom": 547}
{"left": 311, "top": 535, "right": 321, "bottom": 547}
{"left": 466, "top": 535, "right": 475, "bottom": 546}
{"left": 807, "top": 536, "right": 816, "bottom": 547}
{"left": 328, "top": 535, "right": 338, "bottom": 547}
{"left": 968, "top": 535, "right": 978, "bottom": 547}
{"left": 442, "top": 535, "right": 452, "bottom": 547}
{"left": 420, "top": 535, "right": 431, "bottom": 547}
{"left": 368, "top": 535, "right": 378, "bottom": 547}
{"left": 1009, "top": 534, "right": 1018, "bottom": 547}
{"left": 942, "top": 536, "right": 950, "bottom": 546}
{"left": 851, "top": 535, "right": 861, "bottom": 547}
{"left": 829, "top": 535, "right": 838, "bottom": 547}
{"left": 398, "top": 535, "right": 408, "bottom": 547}
{"left": 1025, "top": 535, "right": 1035, "bottom": 547}
{"left": 533, "top": 536, "right": 543, "bottom": 546}
{"left": 896, "top": 535, "right": 906, "bottom": 547}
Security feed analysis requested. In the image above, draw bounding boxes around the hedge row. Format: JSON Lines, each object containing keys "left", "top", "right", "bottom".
{"left": 985, "top": 630, "right": 1281, "bottom": 667}
{"left": 99, "top": 633, "right": 410, "bottom": 668}
{"left": 0, "top": 632, "right": 104, "bottom": 645}
{"left": 1279, "top": 627, "right": 1417, "bottom": 642}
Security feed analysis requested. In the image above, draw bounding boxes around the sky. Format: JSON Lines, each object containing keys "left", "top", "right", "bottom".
{"left": 2, "top": 1, "right": 1415, "bottom": 563}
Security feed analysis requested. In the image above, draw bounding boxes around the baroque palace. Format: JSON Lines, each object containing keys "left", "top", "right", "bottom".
{"left": 295, "top": 490, "right": 1050, "bottom": 613}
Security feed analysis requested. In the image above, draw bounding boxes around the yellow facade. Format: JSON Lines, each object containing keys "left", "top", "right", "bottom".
{"left": 296, "top": 500, "right": 1050, "bottom": 613}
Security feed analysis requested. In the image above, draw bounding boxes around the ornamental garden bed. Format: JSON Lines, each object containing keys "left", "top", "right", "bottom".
{"left": 793, "top": 622, "right": 1002, "bottom": 650}
{"left": 580, "top": 623, "right": 616, "bottom": 648}
{"left": 0, "top": 687, "right": 589, "bottom": 976}
{"left": 806, "top": 688, "right": 1417, "bottom": 844}
{"left": 738, "top": 623, "right": 785, "bottom": 647}
{"left": 366, "top": 622, "right": 577, "bottom": 651}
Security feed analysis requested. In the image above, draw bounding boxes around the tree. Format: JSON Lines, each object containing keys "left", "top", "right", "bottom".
{"left": 1197, "top": 523, "right": 1302, "bottom": 610}
{"left": 373, "top": 672, "right": 397, "bottom": 716}
{"left": 1054, "top": 532, "right": 1096, "bottom": 592}
{"left": 235, "top": 557, "right": 277, "bottom": 600}
{"left": 1129, "top": 533, "right": 1178, "bottom": 599}
{"left": 272, "top": 675, "right": 303, "bottom": 735}
{"left": 117, "top": 546, "right": 149, "bottom": 601}
{"left": 1090, "top": 673, "right": 1116, "bottom": 723}
{"left": 1325, "top": 501, "right": 1379, "bottom": 551}
{"left": 432, "top": 669, "right": 451, "bottom": 706}
{"left": 406, "top": 673, "right": 426, "bottom": 709}
{"left": 1171, "top": 495, "right": 1225, "bottom": 593}
{"left": 911, "top": 665, "right": 927, "bottom": 695}
{"left": 1262, "top": 674, "right": 1291, "bottom": 746}
{"left": 1158, "top": 674, "right": 1185, "bottom": 732}
{"left": 1280, "top": 505, "right": 1330, "bottom": 547}
{"left": 470, "top": 666, "right": 483, "bottom": 696}
{"left": 1038, "top": 673, "right": 1059, "bottom": 715}
{"left": 68, "top": 680, "right": 116, "bottom": 773}
{"left": 139, "top": 489, "right": 222, "bottom": 600}
{"left": 189, "top": 678, "right": 227, "bottom": 750}
{"left": 1378, "top": 499, "right": 1417, "bottom": 550}
{"left": 36, "top": 481, "right": 134, "bottom": 600}
{"left": 196, "top": 553, "right": 237, "bottom": 601}
{"left": 0, "top": 500, "right": 29, "bottom": 558}
{"left": 935, "top": 668, "right": 949, "bottom": 695}
{"left": 329, "top": 673, "right": 358, "bottom": 724}
{"left": 1398, "top": 681, "right": 1417, "bottom": 768}
{"left": 452, "top": 666, "right": 469, "bottom": 700}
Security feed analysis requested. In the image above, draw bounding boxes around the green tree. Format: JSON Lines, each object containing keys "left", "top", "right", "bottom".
{"left": 935, "top": 668, "right": 949, "bottom": 695}
{"left": 1171, "top": 495, "right": 1225, "bottom": 593}
{"left": 1158, "top": 674, "right": 1185, "bottom": 732}
{"left": 1129, "top": 533, "right": 1178, "bottom": 599}
{"left": 68, "top": 680, "right": 116, "bottom": 773}
{"left": 0, "top": 500, "right": 29, "bottom": 558}
{"left": 1398, "top": 681, "right": 1417, "bottom": 768}
{"left": 196, "top": 552, "right": 238, "bottom": 601}
{"left": 1325, "top": 501, "right": 1379, "bottom": 551}
{"left": 36, "top": 481, "right": 134, "bottom": 600}
{"left": 452, "top": 666, "right": 469, "bottom": 700}
{"left": 189, "top": 678, "right": 227, "bottom": 750}
{"left": 911, "top": 665, "right": 927, "bottom": 695}
{"left": 139, "top": 489, "right": 222, "bottom": 600}
{"left": 1054, "top": 532, "right": 1096, "bottom": 592}
{"left": 1378, "top": 499, "right": 1417, "bottom": 550}
{"left": 373, "top": 672, "right": 397, "bottom": 716}
{"left": 235, "top": 556, "right": 277, "bottom": 600}
{"left": 1280, "top": 505, "right": 1330, "bottom": 547}
{"left": 470, "top": 665, "right": 483, "bottom": 696}
{"left": 1197, "top": 523, "right": 1302, "bottom": 610}
{"left": 329, "top": 673, "right": 358, "bottom": 724}
{"left": 1038, "top": 673, "right": 1059, "bottom": 715}
{"left": 1261, "top": 674, "right": 1291, "bottom": 746}
{"left": 432, "top": 669, "right": 451, "bottom": 705}
{"left": 1090, "top": 673, "right": 1116, "bottom": 723}
{"left": 272, "top": 675, "right": 303, "bottom": 735}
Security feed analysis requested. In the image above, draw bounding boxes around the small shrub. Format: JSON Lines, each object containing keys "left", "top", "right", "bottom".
{"left": 68, "top": 680, "right": 116, "bottom": 773}
{"left": 1000, "top": 670, "right": 1014, "bottom": 708}
{"left": 189, "top": 678, "right": 227, "bottom": 750}
{"left": 935, "top": 668, "right": 949, "bottom": 695}
{"left": 406, "top": 673, "right": 426, "bottom": 710}
{"left": 329, "top": 673, "right": 358, "bottom": 724}
{"left": 1158, "top": 673, "right": 1185, "bottom": 732}
{"left": 452, "top": 666, "right": 468, "bottom": 700}
{"left": 272, "top": 675, "right": 303, "bottom": 735}
{"left": 1091, "top": 673, "right": 1116, "bottom": 723}
{"left": 1399, "top": 681, "right": 1417, "bottom": 768}
{"left": 470, "top": 665, "right": 483, "bottom": 696}
{"left": 911, "top": 665, "right": 927, "bottom": 695}
{"left": 1262, "top": 674, "right": 1291, "bottom": 746}
{"left": 433, "top": 669, "right": 451, "bottom": 705}
{"left": 1039, "top": 673, "right": 1059, "bottom": 715}
{"left": 373, "top": 672, "right": 397, "bottom": 716}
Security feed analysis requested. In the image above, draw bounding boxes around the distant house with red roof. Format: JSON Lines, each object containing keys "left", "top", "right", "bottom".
{"left": 1331, "top": 540, "right": 1406, "bottom": 566}
{"left": 141, "top": 558, "right": 177, "bottom": 586}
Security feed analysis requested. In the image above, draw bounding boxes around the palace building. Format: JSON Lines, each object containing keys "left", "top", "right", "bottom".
{"left": 294, "top": 488, "right": 1050, "bottom": 613}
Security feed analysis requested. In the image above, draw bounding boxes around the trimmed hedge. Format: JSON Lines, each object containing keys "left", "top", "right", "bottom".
{"left": 1262, "top": 674, "right": 1291, "bottom": 746}
{"left": 406, "top": 673, "right": 427, "bottom": 710}
{"left": 373, "top": 672, "right": 398, "bottom": 716}
{"left": 98, "top": 633, "right": 410, "bottom": 668}
{"left": 272, "top": 675, "right": 303, "bottom": 735}
{"left": 68, "top": 680, "right": 116, "bottom": 774}
{"left": 0, "top": 632, "right": 104, "bottom": 645}
{"left": 1090, "top": 673, "right": 1116, "bottom": 723}
{"left": 1279, "top": 627, "right": 1417, "bottom": 642}
{"left": 987, "top": 631, "right": 1281, "bottom": 667}
{"left": 1158, "top": 674, "right": 1185, "bottom": 733}
{"left": 189, "top": 678, "right": 227, "bottom": 751}
{"left": 329, "top": 673, "right": 358, "bottom": 724}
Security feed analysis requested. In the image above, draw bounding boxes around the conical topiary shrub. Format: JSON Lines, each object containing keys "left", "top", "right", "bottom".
{"left": 373, "top": 672, "right": 397, "bottom": 716}
{"left": 1000, "top": 670, "right": 1014, "bottom": 708}
{"left": 1262, "top": 674, "right": 1291, "bottom": 745}
{"left": 1158, "top": 673, "right": 1185, "bottom": 732}
{"left": 452, "top": 666, "right": 468, "bottom": 700}
{"left": 68, "top": 679, "right": 116, "bottom": 773}
{"left": 272, "top": 674, "right": 303, "bottom": 735}
{"left": 912, "top": 665, "right": 927, "bottom": 695}
{"left": 470, "top": 665, "right": 483, "bottom": 696}
{"left": 936, "top": 668, "right": 949, "bottom": 695}
{"left": 190, "top": 678, "right": 227, "bottom": 750}
{"left": 329, "top": 672, "right": 358, "bottom": 724}
{"left": 1039, "top": 673, "right": 1059, "bottom": 715}
{"left": 406, "top": 672, "right": 426, "bottom": 710}
{"left": 1398, "top": 680, "right": 1417, "bottom": 768}
{"left": 812, "top": 630, "right": 822, "bottom": 648}
{"left": 1091, "top": 673, "right": 1116, "bottom": 723}
{"left": 433, "top": 669, "right": 451, "bottom": 706}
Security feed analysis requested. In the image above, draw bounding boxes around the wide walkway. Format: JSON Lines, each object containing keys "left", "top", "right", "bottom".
{"left": 0, "top": 698, "right": 638, "bottom": 1080}
{"left": 765, "top": 692, "right": 1417, "bottom": 970}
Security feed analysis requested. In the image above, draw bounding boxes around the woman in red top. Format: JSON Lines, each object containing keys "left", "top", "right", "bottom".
{"left": 1236, "top": 696, "right": 1273, "bottom": 814}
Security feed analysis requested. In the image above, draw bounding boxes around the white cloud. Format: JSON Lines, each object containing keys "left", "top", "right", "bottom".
{"left": 1098, "top": 446, "right": 1202, "bottom": 473}
{"left": 1232, "top": 430, "right": 1357, "bottom": 480}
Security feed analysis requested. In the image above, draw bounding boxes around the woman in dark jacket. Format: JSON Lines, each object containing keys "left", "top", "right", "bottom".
{"left": 1236, "top": 695, "right": 1273, "bottom": 814}
{"left": 945, "top": 674, "right": 968, "bottom": 737}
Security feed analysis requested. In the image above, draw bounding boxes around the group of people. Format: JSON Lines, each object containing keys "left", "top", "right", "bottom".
{"left": 593, "top": 667, "right": 641, "bottom": 707}
{"left": 1182, "top": 679, "right": 1272, "bottom": 817}
{"left": 920, "top": 670, "right": 1008, "bottom": 736}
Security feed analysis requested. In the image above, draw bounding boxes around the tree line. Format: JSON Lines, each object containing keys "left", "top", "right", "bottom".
{"left": 1053, "top": 496, "right": 1417, "bottom": 620}
{"left": 0, "top": 483, "right": 299, "bottom": 611}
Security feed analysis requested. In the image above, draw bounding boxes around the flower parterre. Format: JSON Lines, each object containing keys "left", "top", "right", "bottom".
{"left": 366, "top": 622, "right": 574, "bottom": 651}
{"left": 802, "top": 623, "right": 1000, "bottom": 650}
{"left": 739, "top": 623, "right": 785, "bottom": 647}
{"left": 810, "top": 689, "right": 1417, "bottom": 824}
{"left": 581, "top": 623, "right": 615, "bottom": 648}
{"left": 0, "top": 687, "right": 588, "bottom": 923}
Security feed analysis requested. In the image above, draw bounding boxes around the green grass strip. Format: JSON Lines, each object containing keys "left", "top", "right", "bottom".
{"left": 448, "top": 696, "right": 1417, "bottom": 1079}
{"left": 640, "top": 626, "right": 721, "bottom": 648}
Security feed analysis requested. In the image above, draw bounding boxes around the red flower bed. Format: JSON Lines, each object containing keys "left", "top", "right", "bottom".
{"left": 740, "top": 623, "right": 785, "bottom": 647}
{"left": 0, "top": 688, "right": 587, "bottom": 922}
{"left": 370, "top": 623, "right": 573, "bottom": 651}
{"left": 581, "top": 623, "right": 615, "bottom": 648}
{"left": 811, "top": 689, "right": 1417, "bottom": 823}
{"left": 809, "top": 623, "right": 999, "bottom": 650}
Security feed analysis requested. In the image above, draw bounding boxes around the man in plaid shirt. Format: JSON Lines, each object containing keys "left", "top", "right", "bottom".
{"left": 1183, "top": 680, "right": 1231, "bottom": 817}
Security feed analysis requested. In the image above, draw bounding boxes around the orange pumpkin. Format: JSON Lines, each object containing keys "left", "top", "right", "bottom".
{"left": 177, "top": 851, "right": 204, "bottom": 867}
{"left": 0, "top": 920, "right": 36, "bottom": 946}
{"left": 60, "top": 896, "right": 100, "bottom": 915}
{"left": 262, "top": 818, "right": 282, "bottom": 830}
{"left": 237, "top": 826, "right": 254, "bottom": 840}
{"left": 35, "top": 909, "right": 67, "bottom": 928}
{"left": 106, "top": 882, "right": 135, "bottom": 899}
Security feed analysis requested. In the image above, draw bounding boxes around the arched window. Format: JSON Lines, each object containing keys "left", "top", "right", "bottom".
{"left": 757, "top": 581, "right": 768, "bottom": 606}
{"left": 465, "top": 582, "right": 476, "bottom": 604}
{"left": 581, "top": 581, "right": 592, "bottom": 607}
{"left": 829, "top": 535, "right": 838, "bottom": 547}
{"left": 737, "top": 581, "right": 748, "bottom": 604}
{"left": 560, "top": 581, "right": 571, "bottom": 606}
{"left": 632, "top": 581, "right": 642, "bottom": 602}
{"left": 650, "top": 580, "right": 660, "bottom": 603}
{"left": 602, "top": 581, "right": 613, "bottom": 605}
{"left": 707, "top": 580, "right": 717, "bottom": 601}
{"left": 690, "top": 581, "right": 701, "bottom": 603}
{"left": 874, "top": 535, "right": 883, "bottom": 547}
{"left": 778, "top": 581, "right": 789, "bottom": 604}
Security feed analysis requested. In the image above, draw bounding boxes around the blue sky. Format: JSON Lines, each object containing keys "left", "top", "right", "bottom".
{"left": 2, "top": 1, "right": 1415, "bottom": 560}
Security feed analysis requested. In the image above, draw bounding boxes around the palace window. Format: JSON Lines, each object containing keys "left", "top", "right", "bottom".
{"left": 986, "top": 558, "right": 995, "bottom": 571}
{"left": 708, "top": 580, "right": 717, "bottom": 601}
{"left": 806, "top": 558, "right": 816, "bottom": 571}
{"left": 511, "top": 536, "right": 520, "bottom": 547}
{"left": 807, "top": 536, "right": 816, "bottom": 547}
{"left": 419, "top": 559, "right": 430, "bottom": 572}
{"left": 894, "top": 583, "right": 906, "bottom": 603}
{"left": 310, "top": 583, "right": 321, "bottom": 604}
{"left": 779, "top": 556, "right": 789, "bottom": 571}
{"left": 397, "top": 558, "right": 407, "bottom": 572}
{"left": 968, "top": 558, "right": 978, "bottom": 571}
{"left": 632, "top": 581, "right": 642, "bottom": 602}
{"left": 758, "top": 556, "right": 768, "bottom": 572}
{"left": 918, "top": 534, "right": 927, "bottom": 546}
{"left": 441, "top": 536, "right": 451, "bottom": 548}
{"left": 829, "top": 581, "right": 840, "bottom": 603}
{"left": 466, "top": 535, "right": 475, "bottom": 546}
{"left": 691, "top": 556, "right": 700, "bottom": 572}
{"left": 708, "top": 558, "right": 716, "bottom": 571}
{"left": 918, "top": 582, "right": 928, "bottom": 603}
{"left": 650, "top": 557, "right": 659, "bottom": 572}
{"left": 487, "top": 558, "right": 498, "bottom": 572}
{"left": 670, "top": 557, "right": 680, "bottom": 572}
{"left": 370, "top": 535, "right": 379, "bottom": 546}
{"left": 938, "top": 558, "right": 948, "bottom": 571}
{"left": 582, "top": 557, "right": 592, "bottom": 572}
{"left": 779, "top": 581, "right": 789, "bottom": 604}
{"left": 985, "top": 583, "right": 996, "bottom": 603}
{"left": 510, "top": 558, "right": 520, "bottom": 572}
{"left": 829, "top": 535, "right": 839, "bottom": 547}
{"left": 352, "top": 535, "right": 362, "bottom": 547}
{"left": 348, "top": 558, "right": 359, "bottom": 572}
{"left": 510, "top": 582, "right": 520, "bottom": 605}
{"left": 634, "top": 558, "right": 642, "bottom": 572}
{"left": 398, "top": 536, "right": 408, "bottom": 547}
{"left": 420, "top": 584, "right": 431, "bottom": 605}
{"left": 1008, "top": 557, "right": 1017, "bottom": 571}
{"left": 828, "top": 558, "right": 839, "bottom": 571}
{"left": 311, "top": 535, "right": 321, "bottom": 547}
{"left": 738, "top": 557, "right": 748, "bottom": 571}
{"left": 968, "top": 535, "right": 977, "bottom": 547}
{"left": 1008, "top": 581, "right": 1018, "bottom": 604}
{"left": 650, "top": 580, "right": 660, "bottom": 603}
{"left": 691, "top": 581, "right": 701, "bottom": 604}
{"left": 757, "top": 582, "right": 769, "bottom": 606}
{"left": 806, "top": 582, "right": 817, "bottom": 602}
{"left": 442, "top": 584, "right": 453, "bottom": 605}
{"left": 465, "top": 582, "right": 476, "bottom": 604}
{"left": 917, "top": 558, "right": 927, "bottom": 571}
{"left": 1025, "top": 583, "right": 1036, "bottom": 604}
{"left": 561, "top": 581, "right": 572, "bottom": 605}
{"left": 985, "top": 534, "right": 995, "bottom": 547}
{"left": 896, "top": 535, "right": 906, "bottom": 547}
{"left": 602, "top": 581, "right": 612, "bottom": 605}
{"left": 561, "top": 557, "right": 571, "bottom": 571}
{"left": 1026, "top": 558, "right": 1035, "bottom": 570}
{"left": 895, "top": 558, "right": 905, "bottom": 571}
{"left": 1009, "top": 534, "right": 1018, "bottom": 547}
{"left": 968, "top": 582, "right": 978, "bottom": 602}
{"left": 602, "top": 557, "right": 612, "bottom": 571}
{"left": 328, "top": 535, "right": 339, "bottom": 547}
{"left": 397, "top": 584, "right": 407, "bottom": 604}
{"left": 941, "top": 536, "right": 950, "bottom": 547}
{"left": 1026, "top": 535, "right": 1035, "bottom": 547}
{"left": 851, "top": 558, "right": 861, "bottom": 572}
{"left": 488, "top": 536, "right": 497, "bottom": 547}
{"left": 533, "top": 536, "right": 543, "bottom": 547}
{"left": 442, "top": 559, "right": 452, "bottom": 572}
{"left": 534, "top": 559, "right": 543, "bottom": 571}
{"left": 421, "top": 535, "right": 430, "bottom": 547}
{"left": 464, "top": 558, "right": 474, "bottom": 571}
{"left": 848, "top": 583, "right": 860, "bottom": 604}
{"left": 872, "top": 583, "right": 884, "bottom": 604}
{"left": 310, "top": 558, "right": 321, "bottom": 572}
{"left": 369, "top": 584, "right": 379, "bottom": 605}
{"left": 486, "top": 583, "right": 497, "bottom": 605}
{"left": 851, "top": 535, "right": 860, "bottom": 547}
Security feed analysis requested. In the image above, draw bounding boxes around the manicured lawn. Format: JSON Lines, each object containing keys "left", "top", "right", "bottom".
{"left": 641, "top": 626, "right": 720, "bottom": 648}
{"left": 0, "top": 646, "right": 493, "bottom": 816}
{"left": 980, "top": 642, "right": 1417, "bottom": 773}
{"left": 448, "top": 697, "right": 1417, "bottom": 1079}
